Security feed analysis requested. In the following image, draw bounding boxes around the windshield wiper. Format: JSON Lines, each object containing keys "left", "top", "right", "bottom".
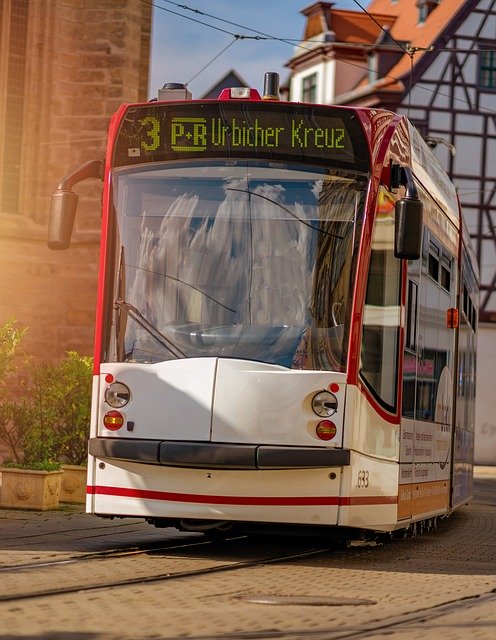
{"left": 226, "top": 188, "right": 344, "bottom": 239}
{"left": 114, "top": 299, "right": 187, "bottom": 359}
{"left": 127, "top": 266, "right": 236, "bottom": 314}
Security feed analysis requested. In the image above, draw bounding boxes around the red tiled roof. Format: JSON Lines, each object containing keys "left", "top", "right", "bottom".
{"left": 363, "top": 0, "right": 469, "bottom": 86}
{"left": 331, "top": 10, "right": 396, "bottom": 45}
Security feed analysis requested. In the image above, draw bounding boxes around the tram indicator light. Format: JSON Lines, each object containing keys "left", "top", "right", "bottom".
{"left": 103, "top": 410, "right": 124, "bottom": 431}
{"left": 446, "top": 307, "right": 459, "bottom": 329}
{"left": 316, "top": 420, "right": 337, "bottom": 441}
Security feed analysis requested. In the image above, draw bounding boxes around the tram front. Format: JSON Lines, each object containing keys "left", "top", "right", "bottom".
{"left": 87, "top": 98, "right": 373, "bottom": 528}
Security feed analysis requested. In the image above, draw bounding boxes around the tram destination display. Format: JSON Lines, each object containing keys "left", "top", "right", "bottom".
{"left": 113, "top": 102, "right": 369, "bottom": 172}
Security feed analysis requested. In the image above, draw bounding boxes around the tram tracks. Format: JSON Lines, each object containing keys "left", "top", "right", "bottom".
{"left": 0, "top": 534, "right": 216, "bottom": 572}
{"left": 155, "top": 588, "right": 496, "bottom": 640}
{"left": 0, "top": 537, "right": 334, "bottom": 603}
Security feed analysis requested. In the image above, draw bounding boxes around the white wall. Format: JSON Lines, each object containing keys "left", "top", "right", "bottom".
{"left": 474, "top": 324, "right": 496, "bottom": 465}
{"left": 289, "top": 60, "right": 335, "bottom": 104}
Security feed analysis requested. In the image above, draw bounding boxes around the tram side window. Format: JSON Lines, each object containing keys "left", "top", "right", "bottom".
{"left": 428, "top": 241, "right": 439, "bottom": 282}
{"left": 428, "top": 239, "right": 452, "bottom": 292}
{"left": 405, "top": 279, "right": 418, "bottom": 352}
{"left": 463, "top": 285, "right": 477, "bottom": 332}
{"left": 359, "top": 187, "right": 401, "bottom": 412}
{"left": 402, "top": 279, "right": 418, "bottom": 419}
{"left": 441, "top": 254, "right": 452, "bottom": 292}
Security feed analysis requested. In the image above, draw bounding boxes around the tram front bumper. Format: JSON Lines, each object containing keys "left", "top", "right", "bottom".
{"left": 88, "top": 437, "right": 351, "bottom": 470}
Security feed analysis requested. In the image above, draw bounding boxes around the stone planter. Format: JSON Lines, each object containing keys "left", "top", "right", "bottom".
{"left": 60, "top": 464, "right": 87, "bottom": 503}
{"left": 0, "top": 467, "right": 62, "bottom": 510}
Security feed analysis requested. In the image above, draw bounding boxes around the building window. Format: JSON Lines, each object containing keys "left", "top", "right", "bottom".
{"left": 1, "top": 0, "right": 29, "bottom": 213}
{"left": 478, "top": 46, "right": 496, "bottom": 90}
{"left": 417, "top": 0, "right": 439, "bottom": 23}
{"left": 302, "top": 73, "right": 317, "bottom": 103}
{"left": 368, "top": 52, "right": 379, "bottom": 84}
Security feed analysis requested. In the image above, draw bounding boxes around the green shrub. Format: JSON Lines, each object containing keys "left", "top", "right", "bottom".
{"left": 49, "top": 351, "right": 93, "bottom": 465}
{"left": 0, "top": 320, "right": 92, "bottom": 467}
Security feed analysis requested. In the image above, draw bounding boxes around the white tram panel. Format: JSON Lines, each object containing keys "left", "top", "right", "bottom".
{"left": 98, "top": 359, "right": 217, "bottom": 440}
{"left": 212, "top": 359, "right": 346, "bottom": 446}
{"left": 339, "top": 385, "right": 402, "bottom": 532}
{"left": 89, "top": 462, "right": 343, "bottom": 525}
{"left": 98, "top": 359, "right": 347, "bottom": 448}
{"left": 343, "top": 385, "right": 399, "bottom": 460}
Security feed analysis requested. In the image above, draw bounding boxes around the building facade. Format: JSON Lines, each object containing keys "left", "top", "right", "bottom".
{"left": 285, "top": 0, "right": 496, "bottom": 463}
{"left": 0, "top": 0, "right": 152, "bottom": 360}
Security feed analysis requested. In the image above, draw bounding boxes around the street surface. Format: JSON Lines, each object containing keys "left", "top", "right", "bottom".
{"left": 0, "top": 468, "right": 495, "bottom": 640}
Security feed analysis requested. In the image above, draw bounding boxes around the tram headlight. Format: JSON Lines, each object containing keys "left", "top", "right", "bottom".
{"left": 105, "top": 382, "right": 131, "bottom": 408}
{"left": 311, "top": 391, "right": 338, "bottom": 417}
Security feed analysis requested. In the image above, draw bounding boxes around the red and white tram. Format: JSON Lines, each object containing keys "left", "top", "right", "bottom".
{"left": 49, "top": 73, "right": 478, "bottom": 539}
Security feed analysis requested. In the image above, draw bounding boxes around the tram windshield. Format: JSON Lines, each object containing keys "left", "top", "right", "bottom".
{"left": 108, "top": 160, "right": 367, "bottom": 371}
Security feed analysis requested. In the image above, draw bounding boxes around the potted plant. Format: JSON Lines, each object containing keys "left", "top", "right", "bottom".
{"left": 0, "top": 319, "right": 63, "bottom": 510}
{"left": 50, "top": 351, "right": 92, "bottom": 503}
{"left": 0, "top": 321, "right": 92, "bottom": 508}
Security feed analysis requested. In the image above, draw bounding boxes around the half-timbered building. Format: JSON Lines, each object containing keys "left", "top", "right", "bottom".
{"left": 285, "top": 0, "right": 496, "bottom": 463}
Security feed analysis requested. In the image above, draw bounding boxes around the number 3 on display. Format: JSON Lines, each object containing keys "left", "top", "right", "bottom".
{"left": 357, "top": 470, "right": 369, "bottom": 488}
{"left": 140, "top": 116, "right": 160, "bottom": 151}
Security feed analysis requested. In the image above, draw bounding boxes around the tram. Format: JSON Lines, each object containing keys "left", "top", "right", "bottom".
{"left": 49, "top": 73, "right": 478, "bottom": 539}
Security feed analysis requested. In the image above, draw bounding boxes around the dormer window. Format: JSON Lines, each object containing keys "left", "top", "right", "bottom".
{"left": 302, "top": 73, "right": 317, "bottom": 103}
{"left": 417, "top": 0, "right": 439, "bottom": 23}
{"left": 368, "top": 52, "right": 379, "bottom": 83}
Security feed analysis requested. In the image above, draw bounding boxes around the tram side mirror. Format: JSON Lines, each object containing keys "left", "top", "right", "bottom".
{"left": 48, "top": 159, "right": 103, "bottom": 250}
{"left": 394, "top": 197, "right": 423, "bottom": 260}
{"left": 48, "top": 190, "right": 79, "bottom": 250}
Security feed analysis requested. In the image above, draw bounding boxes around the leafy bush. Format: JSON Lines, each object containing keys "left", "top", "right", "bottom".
{"left": 49, "top": 351, "right": 93, "bottom": 465}
{"left": 0, "top": 320, "right": 92, "bottom": 467}
{"left": 0, "top": 318, "right": 26, "bottom": 384}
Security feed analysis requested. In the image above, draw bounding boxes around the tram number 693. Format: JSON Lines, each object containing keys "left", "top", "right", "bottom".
{"left": 357, "top": 470, "right": 369, "bottom": 488}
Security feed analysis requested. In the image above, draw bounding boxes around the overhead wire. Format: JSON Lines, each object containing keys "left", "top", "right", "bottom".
{"left": 141, "top": 0, "right": 496, "bottom": 119}
{"left": 186, "top": 38, "right": 238, "bottom": 85}
{"left": 351, "top": 0, "right": 410, "bottom": 56}
{"left": 141, "top": 0, "right": 412, "bottom": 82}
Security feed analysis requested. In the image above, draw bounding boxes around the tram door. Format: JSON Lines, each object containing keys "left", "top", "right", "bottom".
{"left": 400, "top": 223, "right": 457, "bottom": 520}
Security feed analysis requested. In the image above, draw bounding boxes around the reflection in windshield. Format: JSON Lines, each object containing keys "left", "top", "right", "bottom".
{"left": 109, "top": 161, "right": 366, "bottom": 370}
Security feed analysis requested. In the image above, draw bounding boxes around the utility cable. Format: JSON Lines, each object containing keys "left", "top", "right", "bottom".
{"left": 186, "top": 37, "right": 238, "bottom": 85}
{"left": 352, "top": 0, "right": 411, "bottom": 56}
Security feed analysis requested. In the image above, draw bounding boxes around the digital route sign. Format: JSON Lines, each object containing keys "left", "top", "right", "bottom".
{"left": 113, "top": 102, "right": 369, "bottom": 172}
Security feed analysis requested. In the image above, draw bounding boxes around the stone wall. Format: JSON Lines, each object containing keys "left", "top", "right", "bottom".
{"left": 0, "top": 0, "right": 152, "bottom": 362}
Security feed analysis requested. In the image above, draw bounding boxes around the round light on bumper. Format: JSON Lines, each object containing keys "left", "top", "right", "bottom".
{"left": 105, "top": 382, "right": 131, "bottom": 408}
{"left": 316, "top": 420, "right": 337, "bottom": 441}
{"left": 312, "top": 391, "right": 338, "bottom": 417}
{"left": 103, "top": 410, "right": 124, "bottom": 431}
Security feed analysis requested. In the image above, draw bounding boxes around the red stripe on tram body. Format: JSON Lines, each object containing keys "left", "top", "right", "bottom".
{"left": 87, "top": 485, "right": 397, "bottom": 507}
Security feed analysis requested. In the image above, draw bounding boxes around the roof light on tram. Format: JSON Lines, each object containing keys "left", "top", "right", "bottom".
{"left": 103, "top": 410, "right": 125, "bottom": 431}
{"left": 316, "top": 420, "right": 337, "bottom": 441}
{"left": 157, "top": 83, "right": 192, "bottom": 101}
{"left": 105, "top": 382, "right": 131, "bottom": 408}
{"left": 218, "top": 87, "right": 261, "bottom": 100}
{"left": 230, "top": 87, "right": 251, "bottom": 99}
{"left": 312, "top": 391, "right": 338, "bottom": 417}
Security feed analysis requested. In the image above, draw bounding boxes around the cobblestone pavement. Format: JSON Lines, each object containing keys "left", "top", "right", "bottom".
{"left": 0, "top": 467, "right": 495, "bottom": 640}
